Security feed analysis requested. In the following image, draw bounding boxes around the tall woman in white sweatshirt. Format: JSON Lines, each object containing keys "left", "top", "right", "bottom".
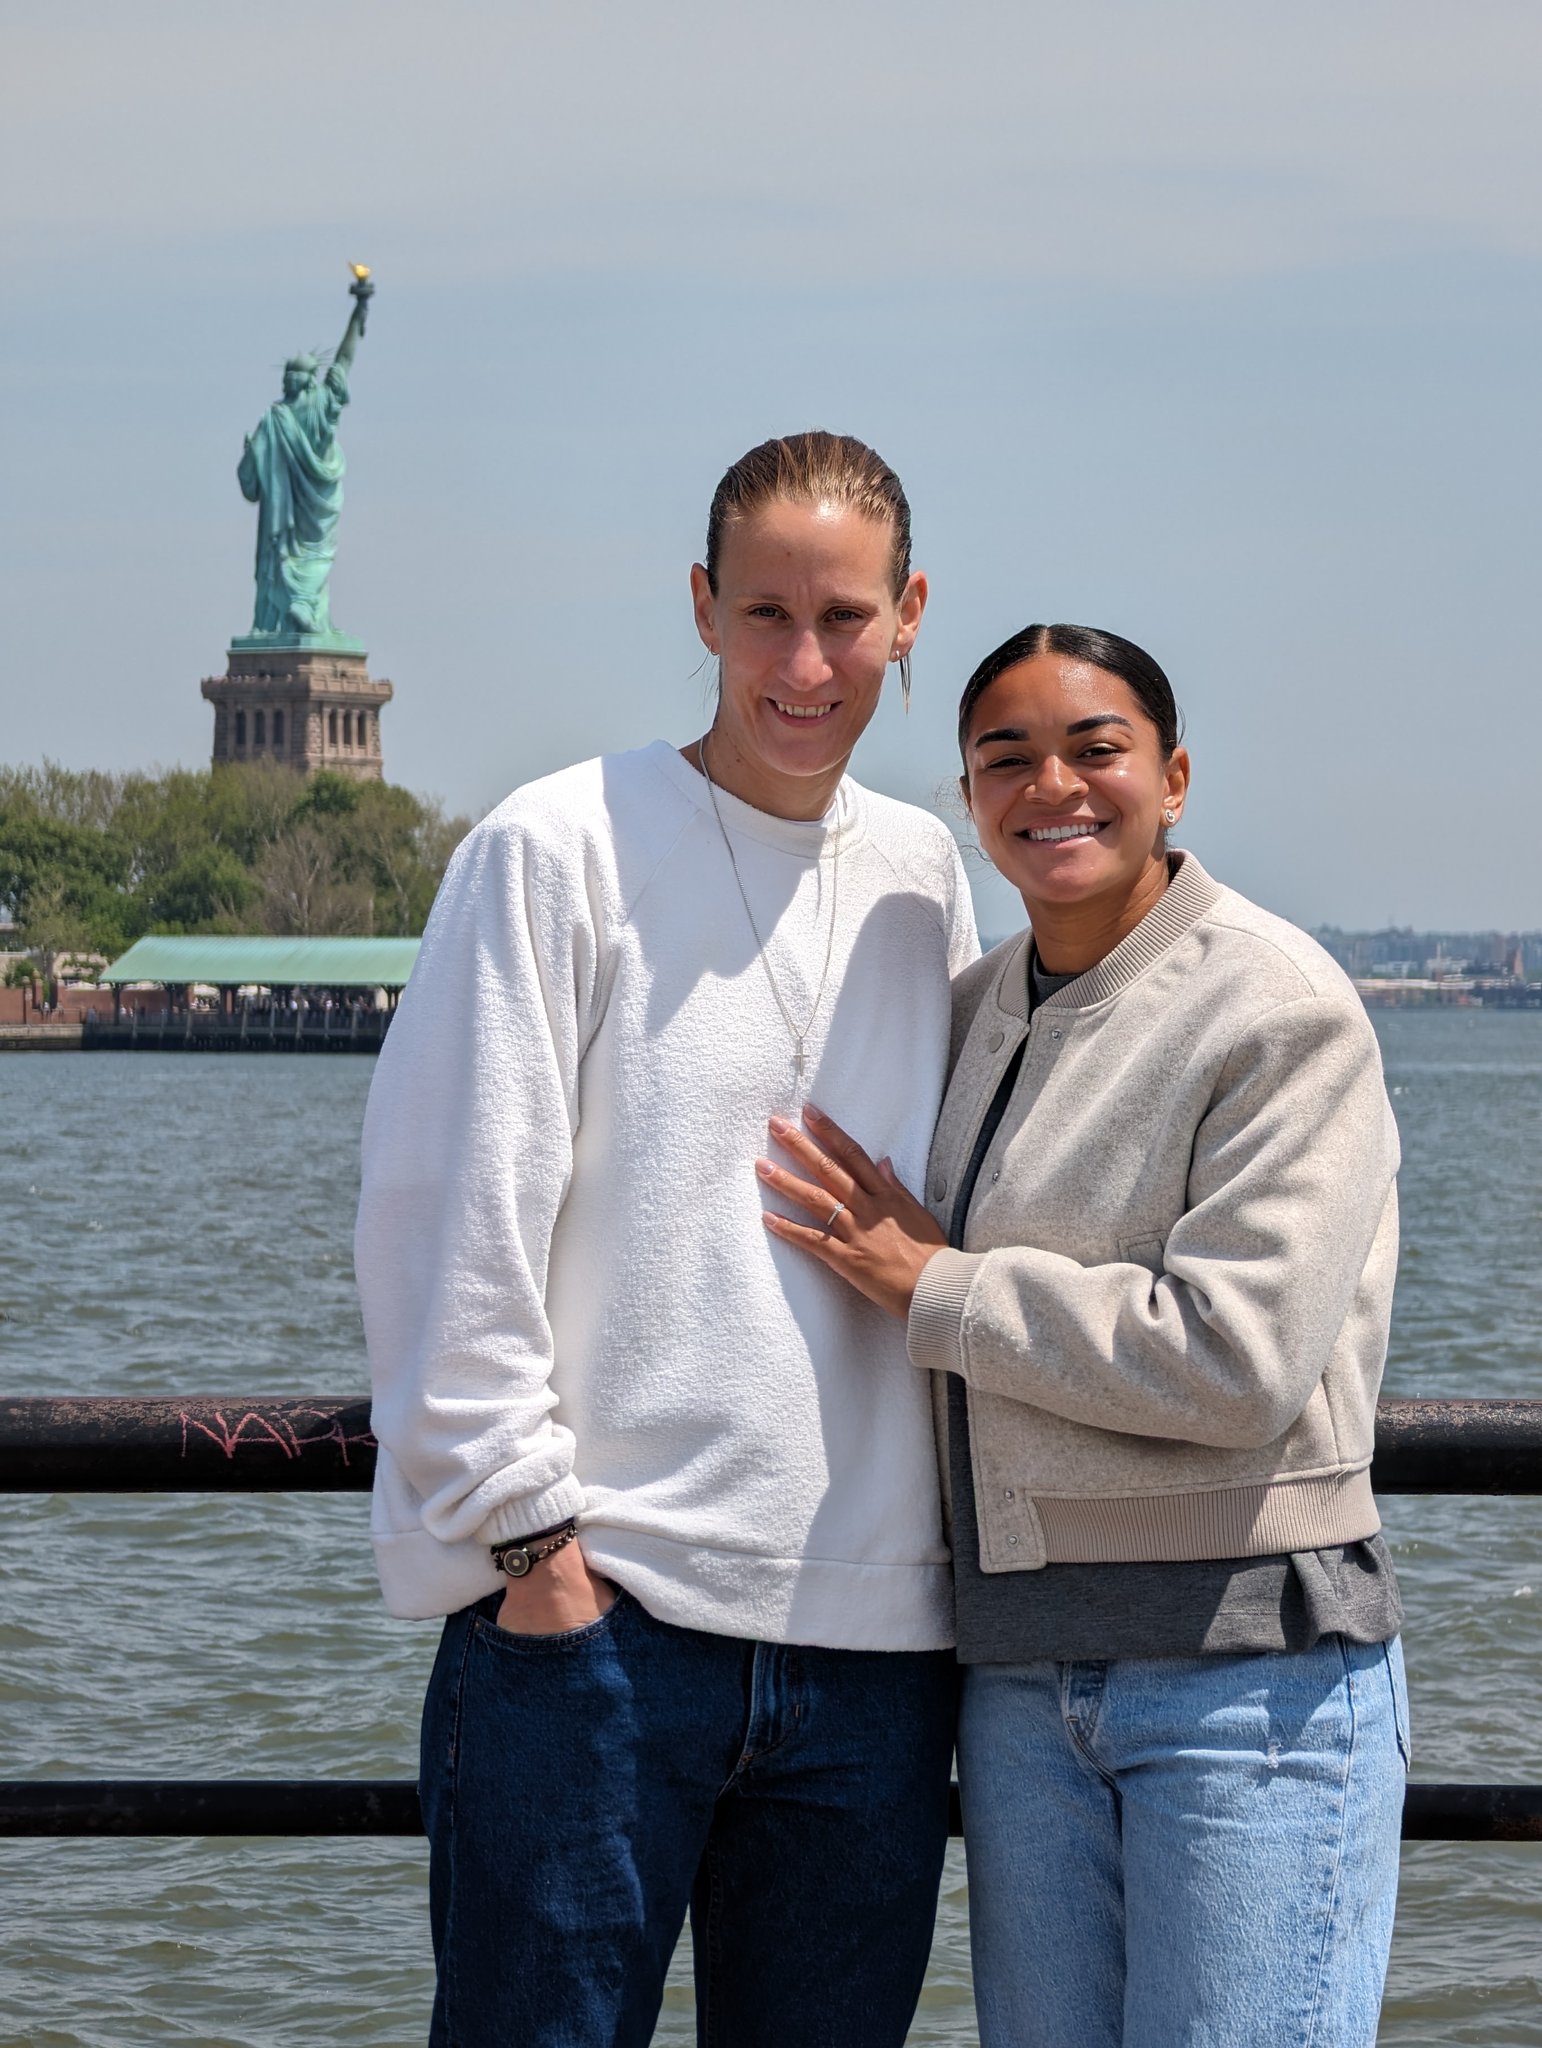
{"left": 356, "top": 433, "right": 978, "bottom": 2048}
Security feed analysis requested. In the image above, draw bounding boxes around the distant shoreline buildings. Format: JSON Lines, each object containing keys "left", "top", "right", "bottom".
{"left": 966, "top": 923, "right": 1542, "bottom": 1011}
{"left": 1312, "top": 925, "right": 1542, "bottom": 1008}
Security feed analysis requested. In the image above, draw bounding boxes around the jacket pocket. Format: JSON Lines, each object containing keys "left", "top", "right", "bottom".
{"left": 1118, "top": 1233, "right": 1167, "bottom": 1274}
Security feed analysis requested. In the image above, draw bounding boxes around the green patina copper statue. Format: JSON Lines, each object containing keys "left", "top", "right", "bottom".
{"left": 234, "top": 267, "right": 375, "bottom": 651}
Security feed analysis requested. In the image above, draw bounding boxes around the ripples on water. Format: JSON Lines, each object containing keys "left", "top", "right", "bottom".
{"left": 0, "top": 1011, "right": 1538, "bottom": 2045}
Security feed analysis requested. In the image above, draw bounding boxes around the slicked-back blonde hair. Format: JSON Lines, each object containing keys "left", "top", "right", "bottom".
{"left": 704, "top": 431, "right": 913, "bottom": 600}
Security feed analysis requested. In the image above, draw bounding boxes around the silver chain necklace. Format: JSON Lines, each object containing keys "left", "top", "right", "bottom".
{"left": 700, "top": 734, "right": 842, "bottom": 1092}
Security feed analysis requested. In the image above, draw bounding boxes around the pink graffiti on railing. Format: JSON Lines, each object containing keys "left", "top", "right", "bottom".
{"left": 179, "top": 1407, "right": 377, "bottom": 1466}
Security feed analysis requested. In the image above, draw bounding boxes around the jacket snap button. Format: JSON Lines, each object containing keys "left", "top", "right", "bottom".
{"left": 990, "top": 1170, "right": 1000, "bottom": 1182}
{"left": 1004, "top": 1489, "right": 1015, "bottom": 1500}
{"left": 987, "top": 1030, "right": 1005, "bottom": 1052}
{"left": 1007, "top": 1535, "right": 1019, "bottom": 1546}
{"left": 1050, "top": 1028, "right": 1062, "bottom": 1040}
{"left": 932, "top": 1178, "right": 947, "bottom": 1202}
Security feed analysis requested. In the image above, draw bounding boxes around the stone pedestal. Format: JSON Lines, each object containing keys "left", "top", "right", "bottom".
{"left": 202, "top": 646, "right": 393, "bottom": 781}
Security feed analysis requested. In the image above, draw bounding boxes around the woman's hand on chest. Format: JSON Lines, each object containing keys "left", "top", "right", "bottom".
{"left": 757, "top": 1105, "right": 948, "bottom": 1320}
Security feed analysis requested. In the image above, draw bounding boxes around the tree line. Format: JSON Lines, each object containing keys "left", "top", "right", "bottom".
{"left": 0, "top": 761, "right": 471, "bottom": 966}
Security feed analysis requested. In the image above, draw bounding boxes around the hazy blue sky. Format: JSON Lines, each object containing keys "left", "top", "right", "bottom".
{"left": 3, "top": 0, "right": 1539, "bottom": 934}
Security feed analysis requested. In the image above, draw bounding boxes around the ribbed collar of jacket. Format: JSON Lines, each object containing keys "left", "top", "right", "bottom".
{"left": 992, "top": 849, "right": 1226, "bottom": 1021}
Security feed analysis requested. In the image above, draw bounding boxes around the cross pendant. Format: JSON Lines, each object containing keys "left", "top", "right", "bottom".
{"left": 792, "top": 1040, "right": 807, "bottom": 1085}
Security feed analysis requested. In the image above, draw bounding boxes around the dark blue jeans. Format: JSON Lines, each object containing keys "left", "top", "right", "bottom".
{"left": 419, "top": 1587, "right": 956, "bottom": 2048}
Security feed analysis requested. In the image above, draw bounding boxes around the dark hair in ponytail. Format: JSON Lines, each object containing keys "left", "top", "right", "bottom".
{"left": 957, "top": 623, "right": 1182, "bottom": 766}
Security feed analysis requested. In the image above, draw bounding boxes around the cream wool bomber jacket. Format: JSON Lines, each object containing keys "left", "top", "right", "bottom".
{"left": 907, "top": 851, "right": 1401, "bottom": 1574}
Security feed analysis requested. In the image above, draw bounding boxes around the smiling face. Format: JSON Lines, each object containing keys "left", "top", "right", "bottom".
{"left": 963, "top": 651, "right": 1190, "bottom": 943}
{"left": 690, "top": 498, "right": 925, "bottom": 818}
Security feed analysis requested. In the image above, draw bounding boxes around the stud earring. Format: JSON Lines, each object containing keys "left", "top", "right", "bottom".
{"left": 1164, "top": 809, "right": 1177, "bottom": 824}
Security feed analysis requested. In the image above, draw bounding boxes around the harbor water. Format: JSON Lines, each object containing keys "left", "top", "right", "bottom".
{"left": 1, "top": 1009, "right": 1539, "bottom": 2045}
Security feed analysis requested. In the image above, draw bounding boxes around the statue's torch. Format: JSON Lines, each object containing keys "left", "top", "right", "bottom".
{"left": 349, "top": 263, "right": 375, "bottom": 335}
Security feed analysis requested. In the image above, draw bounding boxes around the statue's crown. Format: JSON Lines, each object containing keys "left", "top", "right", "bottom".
{"left": 285, "top": 353, "right": 320, "bottom": 378}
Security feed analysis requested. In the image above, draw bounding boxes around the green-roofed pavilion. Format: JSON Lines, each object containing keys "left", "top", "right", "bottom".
{"left": 102, "top": 935, "right": 420, "bottom": 989}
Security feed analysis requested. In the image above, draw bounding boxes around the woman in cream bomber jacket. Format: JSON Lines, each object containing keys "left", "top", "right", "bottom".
{"left": 760, "top": 621, "right": 1409, "bottom": 2047}
{"left": 909, "top": 844, "right": 1400, "bottom": 1570}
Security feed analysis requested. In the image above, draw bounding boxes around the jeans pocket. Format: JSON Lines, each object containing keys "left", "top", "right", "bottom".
{"left": 1382, "top": 1636, "right": 1412, "bottom": 1771}
{"left": 472, "top": 1587, "right": 631, "bottom": 1656}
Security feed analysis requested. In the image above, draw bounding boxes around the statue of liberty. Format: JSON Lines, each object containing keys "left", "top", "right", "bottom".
{"left": 235, "top": 268, "right": 375, "bottom": 649}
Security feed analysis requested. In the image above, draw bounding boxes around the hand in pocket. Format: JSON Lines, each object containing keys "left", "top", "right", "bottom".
{"left": 496, "top": 1544, "right": 618, "bottom": 1636}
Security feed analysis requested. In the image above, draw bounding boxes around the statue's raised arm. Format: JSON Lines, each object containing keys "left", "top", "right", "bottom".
{"left": 335, "top": 264, "right": 374, "bottom": 373}
{"left": 235, "top": 267, "right": 377, "bottom": 648}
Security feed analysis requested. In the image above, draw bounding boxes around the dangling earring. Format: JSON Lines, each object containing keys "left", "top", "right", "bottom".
{"left": 897, "top": 650, "right": 912, "bottom": 714}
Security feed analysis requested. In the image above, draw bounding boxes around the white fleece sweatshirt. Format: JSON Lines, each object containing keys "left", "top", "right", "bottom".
{"left": 356, "top": 740, "right": 978, "bottom": 1648}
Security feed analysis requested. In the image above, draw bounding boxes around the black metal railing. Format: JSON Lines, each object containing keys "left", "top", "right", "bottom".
{"left": 2, "top": 1396, "right": 1540, "bottom": 1842}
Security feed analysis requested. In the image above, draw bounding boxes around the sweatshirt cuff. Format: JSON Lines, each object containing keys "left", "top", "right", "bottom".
{"left": 474, "top": 1474, "right": 587, "bottom": 1548}
{"left": 907, "top": 1248, "right": 982, "bottom": 1375}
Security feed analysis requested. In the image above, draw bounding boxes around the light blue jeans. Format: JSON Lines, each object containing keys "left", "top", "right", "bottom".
{"left": 958, "top": 1636, "right": 1410, "bottom": 2048}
